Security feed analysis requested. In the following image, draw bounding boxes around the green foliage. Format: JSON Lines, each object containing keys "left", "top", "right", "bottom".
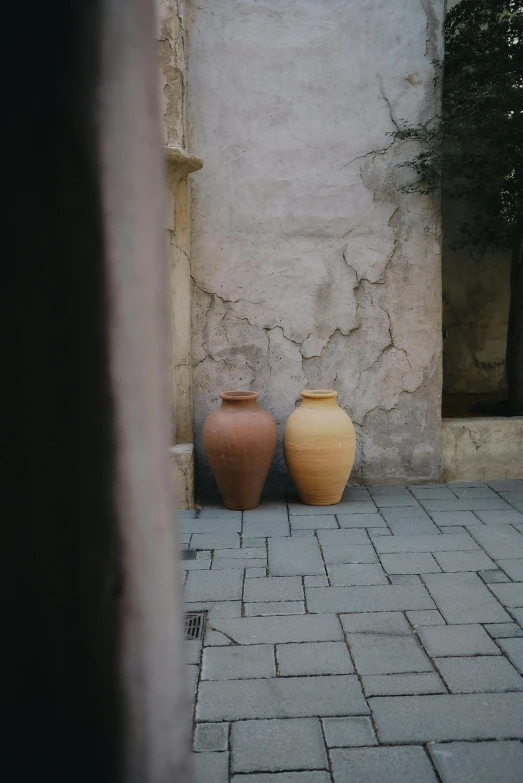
{"left": 395, "top": 0, "right": 523, "bottom": 254}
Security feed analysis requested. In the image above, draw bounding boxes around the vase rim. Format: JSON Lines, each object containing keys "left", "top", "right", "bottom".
{"left": 301, "top": 389, "right": 337, "bottom": 400}
{"left": 220, "top": 390, "right": 259, "bottom": 401}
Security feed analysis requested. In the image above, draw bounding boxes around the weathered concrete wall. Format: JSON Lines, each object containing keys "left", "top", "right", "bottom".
{"left": 442, "top": 199, "right": 510, "bottom": 395}
{"left": 187, "top": 0, "right": 444, "bottom": 489}
{"left": 443, "top": 418, "right": 523, "bottom": 481}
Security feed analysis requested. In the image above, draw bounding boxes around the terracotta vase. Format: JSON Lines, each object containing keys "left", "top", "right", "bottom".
{"left": 203, "top": 391, "right": 278, "bottom": 510}
{"left": 283, "top": 390, "right": 356, "bottom": 505}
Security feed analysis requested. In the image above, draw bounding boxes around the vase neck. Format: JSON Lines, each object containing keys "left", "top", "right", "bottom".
{"left": 220, "top": 391, "right": 260, "bottom": 411}
{"left": 300, "top": 390, "right": 338, "bottom": 409}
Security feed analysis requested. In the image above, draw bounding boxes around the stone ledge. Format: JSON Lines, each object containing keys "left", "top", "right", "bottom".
{"left": 442, "top": 417, "right": 523, "bottom": 482}
{"left": 164, "top": 145, "right": 203, "bottom": 179}
{"left": 170, "top": 443, "right": 195, "bottom": 510}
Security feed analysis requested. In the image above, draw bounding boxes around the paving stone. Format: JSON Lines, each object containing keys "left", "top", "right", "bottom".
{"left": 199, "top": 507, "right": 242, "bottom": 519}
{"left": 196, "top": 550, "right": 212, "bottom": 559}
{"left": 244, "top": 576, "right": 303, "bottom": 602}
{"left": 321, "top": 545, "right": 377, "bottom": 564}
{"left": 467, "top": 525, "right": 523, "bottom": 559}
{"left": 193, "top": 722, "right": 229, "bottom": 752}
{"left": 442, "top": 526, "right": 468, "bottom": 534}
{"left": 453, "top": 487, "right": 499, "bottom": 499}
{"left": 182, "top": 559, "right": 212, "bottom": 571}
{"left": 484, "top": 623, "right": 523, "bottom": 638}
{"left": 416, "top": 624, "right": 500, "bottom": 656}
{"left": 429, "top": 740, "right": 523, "bottom": 783}
{"left": 373, "top": 495, "right": 420, "bottom": 507}
{"left": 362, "top": 672, "right": 445, "bottom": 696}
{"left": 202, "top": 644, "right": 275, "bottom": 680}
{"left": 185, "top": 601, "right": 242, "bottom": 619}
{"left": 369, "top": 486, "right": 413, "bottom": 496}
{"left": 204, "top": 629, "right": 234, "bottom": 646}
{"left": 421, "top": 498, "right": 513, "bottom": 512}
{"left": 304, "top": 575, "right": 329, "bottom": 587}
{"left": 488, "top": 583, "right": 523, "bottom": 607}
{"left": 379, "top": 553, "right": 441, "bottom": 574}
{"left": 268, "top": 538, "right": 325, "bottom": 576}
{"left": 497, "top": 638, "right": 523, "bottom": 672}
{"left": 474, "top": 509, "right": 523, "bottom": 525}
{"left": 244, "top": 601, "right": 305, "bottom": 616}
{"left": 346, "top": 630, "right": 432, "bottom": 675}
{"left": 341, "top": 612, "right": 411, "bottom": 634}
{"left": 370, "top": 692, "right": 523, "bottom": 742}
{"left": 390, "top": 574, "right": 421, "bottom": 584}
{"left": 479, "top": 570, "right": 510, "bottom": 583}
{"left": 276, "top": 642, "right": 354, "bottom": 676}
{"left": 406, "top": 610, "right": 446, "bottom": 626}
{"left": 336, "top": 513, "right": 387, "bottom": 528}
{"left": 289, "top": 501, "right": 377, "bottom": 515}
{"left": 179, "top": 534, "right": 191, "bottom": 544}
{"left": 374, "top": 534, "right": 480, "bottom": 554}
{"left": 246, "top": 568, "right": 267, "bottom": 577}
{"left": 422, "top": 572, "right": 512, "bottom": 623}
{"left": 185, "top": 570, "right": 243, "bottom": 602}
{"left": 317, "top": 529, "right": 370, "bottom": 546}
{"left": 209, "top": 615, "right": 343, "bottom": 644}
{"left": 190, "top": 533, "right": 240, "bottom": 550}
{"left": 243, "top": 520, "right": 290, "bottom": 538}
{"left": 430, "top": 511, "right": 482, "bottom": 527}
{"left": 500, "top": 493, "right": 523, "bottom": 512}
{"left": 437, "top": 655, "right": 523, "bottom": 693}
{"left": 448, "top": 481, "right": 489, "bottom": 488}
{"left": 306, "top": 584, "right": 435, "bottom": 613}
{"left": 498, "top": 559, "right": 523, "bottom": 581}
{"left": 187, "top": 664, "right": 199, "bottom": 701}
{"left": 322, "top": 716, "right": 377, "bottom": 747}
{"left": 380, "top": 506, "right": 433, "bottom": 523}
{"left": 387, "top": 519, "right": 440, "bottom": 535}
{"left": 243, "top": 509, "right": 289, "bottom": 523}
{"left": 368, "top": 528, "right": 392, "bottom": 537}
{"left": 290, "top": 515, "right": 338, "bottom": 529}
{"left": 410, "top": 487, "right": 458, "bottom": 500}
{"left": 181, "top": 517, "right": 242, "bottom": 534}
{"left": 510, "top": 607, "right": 523, "bottom": 625}
{"left": 330, "top": 746, "right": 438, "bottom": 783}
{"left": 213, "top": 558, "right": 266, "bottom": 570}
{"left": 489, "top": 480, "right": 523, "bottom": 491}
{"left": 193, "top": 751, "right": 229, "bottom": 783}
{"left": 291, "top": 529, "right": 317, "bottom": 537}
{"left": 243, "top": 537, "right": 267, "bottom": 548}
{"left": 214, "top": 548, "right": 267, "bottom": 559}
{"left": 231, "top": 774, "right": 331, "bottom": 783}
{"left": 197, "top": 675, "right": 368, "bottom": 721}
{"left": 433, "top": 550, "right": 496, "bottom": 572}
{"left": 185, "top": 639, "right": 202, "bottom": 664}
{"left": 327, "top": 564, "right": 388, "bottom": 585}
{"left": 231, "top": 718, "right": 328, "bottom": 773}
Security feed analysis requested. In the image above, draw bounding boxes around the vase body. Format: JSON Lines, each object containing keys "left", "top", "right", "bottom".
{"left": 202, "top": 391, "right": 278, "bottom": 510}
{"left": 284, "top": 390, "right": 356, "bottom": 505}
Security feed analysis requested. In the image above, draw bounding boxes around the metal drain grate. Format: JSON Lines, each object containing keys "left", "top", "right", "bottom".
{"left": 181, "top": 548, "right": 197, "bottom": 560}
{"left": 184, "top": 612, "right": 206, "bottom": 640}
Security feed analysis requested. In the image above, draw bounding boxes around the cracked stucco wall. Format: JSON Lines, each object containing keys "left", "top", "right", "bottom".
{"left": 187, "top": 0, "right": 444, "bottom": 489}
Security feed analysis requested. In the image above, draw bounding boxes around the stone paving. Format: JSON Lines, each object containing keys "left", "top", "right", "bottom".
{"left": 181, "top": 480, "right": 523, "bottom": 782}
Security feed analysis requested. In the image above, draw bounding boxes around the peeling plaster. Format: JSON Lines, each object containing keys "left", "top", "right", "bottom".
{"left": 187, "top": 0, "right": 444, "bottom": 488}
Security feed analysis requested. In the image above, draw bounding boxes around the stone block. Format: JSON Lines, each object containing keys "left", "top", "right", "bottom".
{"left": 340, "top": 612, "right": 411, "bottom": 634}
{"left": 390, "top": 574, "right": 422, "bottom": 584}
{"left": 212, "top": 558, "right": 266, "bottom": 570}
{"left": 379, "top": 553, "right": 441, "bottom": 574}
{"left": 181, "top": 517, "right": 242, "bottom": 534}
{"left": 231, "top": 718, "right": 327, "bottom": 773}
{"left": 336, "top": 514, "right": 387, "bottom": 528}
{"left": 304, "top": 575, "right": 329, "bottom": 587}
{"left": 306, "top": 584, "right": 435, "bottom": 614}
{"left": 244, "top": 576, "right": 304, "bottom": 602}
{"left": 474, "top": 510, "right": 523, "bottom": 525}
{"left": 317, "top": 529, "right": 370, "bottom": 546}
{"left": 191, "top": 533, "right": 240, "bottom": 550}
{"left": 422, "top": 572, "right": 511, "bottom": 623}
{"left": 326, "top": 564, "right": 388, "bottom": 585}
{"left": 330, "top": 747, "right": 438, "bottom": 783}
{"left": 202, "top": 644, "right": 275, "bottom": 680}
{"left": 452, "top": 487, "right": 499, "bottom": 499}
{"left": 373, "top": 495, "right": 420, "bottom": 507}
{"left": 498, "top": 559, "right": 523, "bottom": 581}
{"left": 214, "top": 548, "right": 267, "bottom": 559}
{"left": 193, "top": 722, "right": 229, "bottom": 752}
{"left": 429, "top": 740, "right": 523, "bottom": 783}
{"left": 469, "top": 526, "right": 523, "bottom": 559}
{"left": 380, "top": 507, "right": 432, "bottom": 523}
{"left": 289, "top": 501, "right": 377, "bottom": 515}
{"left": 231, "top": 774, "right": 331, "bottom": 783}
{"left": 320, "top": 545, "right": 378, "bottom": 564}
{"left": 484, "top": 623, "right": 523, "bottom": 639}
{"left": 268, "top": 537, "right": 325, "bottom": 576}
{"left": 199, "top": 507, "right": 242, "bottom": 519}
{"left": 374, "top": 534, "right": 480, "bottom": 554}
{"left": 185, "top": 601, "right": 242, "bottom": 619}
{"left": 387, "top": 519, "right": 440, "bottom": 535}
{"left": 416, "top": 624, "right": 500, "bottom": 657}
{"left": 185, "top": 570, "right": 243, "bottom": 602}
{"left": 434, "top": 656, "right": 523, "bottom": 693}
{"left": 406, "top": 610, "right": 446, "bottom": 626}
{"left": 322, "top": 716, "right": 377, "bottom": 747}
{"left": 290, "top": 515, "right": 338, "bottom": 529}
{"left": 243, "top": 509, "right": 289, "bottom": 523}
{"left": 421, "top": 498, "right": 513, "bottom": 512}
{"left": 276, "top": 642, "right": 354, "bottom": 676}
{"left": 197, "top": 675, "right": 368, "bottom": 721}
{"left": 209, "top": 615, "right": 343, "bottom": 644}
{"left": 243, "top": 519, "right": 290, "bottom": 537}
{"left": 479, "top": 570, "right": 510, "bottom": 583}
{"left": 362, "top": 672, "right": 445, "bottom": 696}
{"left": 487, "top": 583, "right": 523, "bottom": 607}
{"left": 244, "top": 601, "right": 305, "bottom": 616}
{"left": 370, "top": 692, "right": 523, "bottom": 742}
{"left": 430, "top": 511, "right": 482, "bottom": 527}
{"left": 193, "top": 751, "right": 229, "bottom": 783}
{"left": 246, "top": 568, "right": 267, "bottom": 578}
{"left": 433, "top": 551, "right": 496, "bottom": 572}
{"left": 347, "top": 631, "right": 432, "bottom": 675}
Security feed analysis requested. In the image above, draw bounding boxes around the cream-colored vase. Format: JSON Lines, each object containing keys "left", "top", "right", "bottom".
{"left": 283, "top": 390, "right": 356, "bottom": 505}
